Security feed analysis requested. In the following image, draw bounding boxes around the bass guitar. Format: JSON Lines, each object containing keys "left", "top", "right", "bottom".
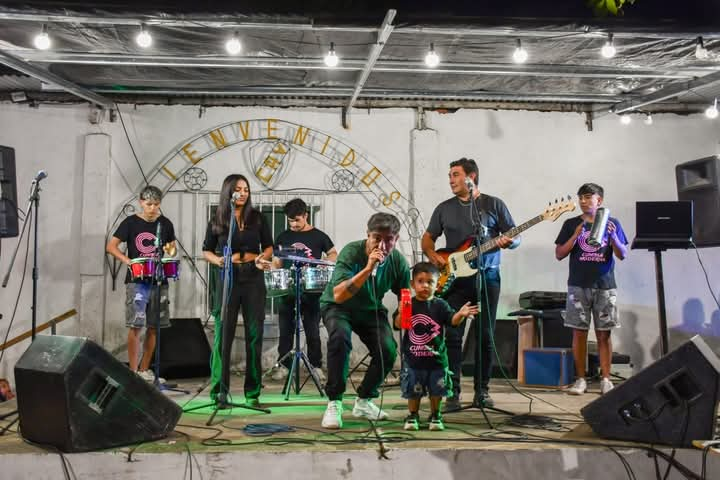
{"left": 434, "top": 196, "right": 576, "bottom": 296}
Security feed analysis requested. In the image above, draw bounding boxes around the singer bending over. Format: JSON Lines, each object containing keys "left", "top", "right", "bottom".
{"left": 106, "top": 185, "right": 177, "bottom": 383}
{"left": 319, "top": 213, "right": 410, "bottom": 429}
{"left": 422, "top": 157, "right": 519, "bottom": 411}
{"left": 555, "top": 182, "right": 627, "bottom": 396}
{"left": 202, "top": 174, "right": 273, "bottom": 407}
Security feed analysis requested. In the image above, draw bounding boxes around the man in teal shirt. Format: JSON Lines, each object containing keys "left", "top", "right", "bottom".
{"left": 320, "top": 213, "right": 410, "bottom": 429}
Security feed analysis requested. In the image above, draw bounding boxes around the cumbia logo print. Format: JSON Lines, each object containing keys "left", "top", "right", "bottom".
{"left": 409, "top": 313, "right": 441, "bottom": 345}
{"left": 291, "top": 242, "right": 314, "bottom": 259}
{"left": 135, "top": 232, "right": 157, "bottom": 256}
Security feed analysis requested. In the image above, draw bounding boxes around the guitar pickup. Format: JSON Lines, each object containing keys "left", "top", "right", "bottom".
{"left": 451, "top": 258, "right": 457, "bottom": 269}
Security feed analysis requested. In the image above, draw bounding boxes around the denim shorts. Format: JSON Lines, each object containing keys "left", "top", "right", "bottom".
{"left": 125, "top": 283, "right": 170, "bottom": 329}
{"left": 400, "top": 366, "right": 452, "bottom": 399}
{"left": 564, "top": 286, "right": 619, "bottom": 331}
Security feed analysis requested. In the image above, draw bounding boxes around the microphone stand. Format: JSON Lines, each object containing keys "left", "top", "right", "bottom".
{"left": 184, "top": 198, "right": 270, "bottom": 425}
{"left": 0, "top": 173, "right": 47, "bottom": 432}
{"left": 150, "top": 221, "right": 189, "bottom": 395}
{"left": 444, "top": 184, "right": 514, "bottom": 427}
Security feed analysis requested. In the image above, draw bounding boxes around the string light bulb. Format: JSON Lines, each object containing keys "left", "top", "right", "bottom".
{"left": 225, "top": 32, "right": 242, "bottom": 55}
{"left": 619, "top": 114, "right": 631, "bottom": 125}
{"left": 324, "top": 42, "right": 339, "bottom": 68}
{"left": 34, "top": 24, "right": 51, "bottom": 50}
{"left": 695, "top": 36, "right": 709, "bottom": 60}
{"left": 644, "top": 113, "right": 653, "bottom": 125}
{"left": 425, "top": 43, "right": 440, "bottom": 68}
{"left": 601, "top": 33, "right": 616, "bottom": 59}
{"left": 512, "top": 39, "right": 528, "bottom": 64}
{"left": 135, "top": 24, "right": 152, "bottom": 48}
{"left": 705, "top": 98, "right": 719, "bottom": 119}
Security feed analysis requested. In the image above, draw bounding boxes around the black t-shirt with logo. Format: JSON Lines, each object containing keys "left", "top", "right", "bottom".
{"left": 402, "top": 297, "right": 455, "bottom": 370}
{"left": 113, "top": 214, "right": 176, "bottom": 283}
{"left": 275, "top": 228, "right": 334, "bottom": 261}
{"left": 555, "top": 215, "right": 628, "bottom": 289}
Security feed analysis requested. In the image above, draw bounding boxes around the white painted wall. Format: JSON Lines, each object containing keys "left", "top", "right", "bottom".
{"left": 1, "top": 102, "right": 718, "bottom": 384}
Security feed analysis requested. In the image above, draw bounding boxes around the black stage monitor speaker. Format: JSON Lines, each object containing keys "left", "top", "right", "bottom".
{"left": 676, "top": 156, "right": 720, "bottom": 247}
{"left": 462, "top": 319, "right": 518, "bottom": 378}
{"left": 158, "top": 317, "right": 211, "bottom": 379}
{"left": 581, "top": 335, "right": 720, "bottom": 447}
{"left": 0, "top": 145, "right": 19, "bottom": 238}
{"left": 15, "top": 335, "right": 182, "bottom": 452}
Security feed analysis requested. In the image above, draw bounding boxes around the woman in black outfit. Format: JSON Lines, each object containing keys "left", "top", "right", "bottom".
{"left": 202, "top": 174, "right": 273, "bottom": 407}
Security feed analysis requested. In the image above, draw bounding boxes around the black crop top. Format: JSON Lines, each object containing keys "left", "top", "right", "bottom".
{"left": 202, "top": 212, "right": 273, "bottom": 256}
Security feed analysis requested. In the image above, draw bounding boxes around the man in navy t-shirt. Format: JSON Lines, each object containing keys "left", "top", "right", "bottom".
{"left": 555, "top": 183, "right": 628, "bottom": 396}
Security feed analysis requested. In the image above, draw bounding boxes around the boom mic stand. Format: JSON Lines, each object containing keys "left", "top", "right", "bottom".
{"left": 1, "top": 171, "right": 48, "bottom": 433}
{"left": 149, "top": 222, "right": 189, "bottom": 395}
{"left": 184, "top": 199, "right": 270, "bottom": 425}
{"left": 443, "top": 187, "right": 514, "bottom": 428}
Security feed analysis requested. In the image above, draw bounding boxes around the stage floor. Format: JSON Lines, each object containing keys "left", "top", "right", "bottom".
{"left": 1, "top": 373, "right": 718, "bottom": 480}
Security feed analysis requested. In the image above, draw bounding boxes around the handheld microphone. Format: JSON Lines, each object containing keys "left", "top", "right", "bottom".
{"left": 34, "top": 170, "right": 48, "bottom": 182}
{"left": 465, "top": 178, "right": 474, "bottom": 191}
{"left": 231, "top": 192, "right": 241, "bottom": 203}
{"left": 588, "top": 207, "right": 610, "bottom": 247}
{"left": 372, "top": 263, "right": 379, "bottom": 277}
{"left": 155, "top": 221, "right": 162, "bottom": 252}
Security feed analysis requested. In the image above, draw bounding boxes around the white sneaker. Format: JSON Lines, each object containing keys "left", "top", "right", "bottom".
{"left": 313, "top": 367, "right": 326, "bottom": 383}
{"left": 352, "top": 398, "right": 389, "bottom": 421}
{"left": 321, "top": 400, "right": 343, "bottom": 429}
{"left": 271, "top": 365, "right": 289, "bottom": 381}
{"left": 567, "top": 377, "right": 587, "bottom": 395}
{"left": 138, "top": 370, "right": 166, "bottom": 384}
{"left": 600, "top": 377, "right": 614, "bottom": 394}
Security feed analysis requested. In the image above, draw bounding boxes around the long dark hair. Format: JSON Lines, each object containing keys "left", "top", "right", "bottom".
{"left": 212, "top": 174, "right": 259, "bottom": 234}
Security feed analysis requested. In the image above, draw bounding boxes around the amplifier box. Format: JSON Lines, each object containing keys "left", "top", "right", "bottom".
{"left": 519, "top": 291, "right": 567, "bottom": 309}
{"left": 523, "top": 348, "right": 575, "bottom": 387}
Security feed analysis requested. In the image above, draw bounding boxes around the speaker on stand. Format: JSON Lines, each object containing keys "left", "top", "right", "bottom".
{"left": 676, "top": 156, "right": 720, "bottom": 247}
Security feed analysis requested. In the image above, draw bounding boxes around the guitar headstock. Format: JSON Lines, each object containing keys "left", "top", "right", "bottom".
{"left": 541, "top": 195, "right": 576, "bottom": 222}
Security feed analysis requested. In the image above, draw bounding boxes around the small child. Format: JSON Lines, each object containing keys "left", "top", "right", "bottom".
{"left": 106, "top": 185, "right": 177, "bottom": 382}
{"left": 395, "top": 262, "right": 478, "bottom": 430}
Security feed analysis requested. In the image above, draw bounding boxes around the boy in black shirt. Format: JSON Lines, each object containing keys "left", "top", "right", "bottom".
{"left": 271, "top": 198, "right": 337, "bottom": 383}
{"left": 106, "top": 185, "right": 176, "bottom": 382}
{"left": 395, "top": 262, "right": 478, "bottom": 431}
{"left": 555, "top": 183, "right": 627, "bottom": 396}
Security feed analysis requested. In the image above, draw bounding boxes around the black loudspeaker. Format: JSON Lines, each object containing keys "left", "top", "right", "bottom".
{"left": 462, "top": 319, "right": 518, "bottom": 378}
{"left": 158, "top": 318, "right": 211, "bottom": 379}
{"left": 15, "top": 335, "right": 182, "bottom": 452}
{"left": 676, "top": 156, "right": 720, "bottom": 247}
{"left": 581, "top": 335, "right": 720, "bottom": 447}
{"left": 0, "top": 145, "right": 19, "bottom": 238}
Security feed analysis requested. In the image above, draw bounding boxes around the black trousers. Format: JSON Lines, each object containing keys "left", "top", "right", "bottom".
{"left": 444, "top": 268, "right": 501, "bottom": 398}
{"left": 322, "top": 305, "right": 397, "bottom": 401}
{"left": 213, "top": 264, "right": 266, "bottom": 400}
{"left": 277, "top": 293, "right": 322, "bottom": 368}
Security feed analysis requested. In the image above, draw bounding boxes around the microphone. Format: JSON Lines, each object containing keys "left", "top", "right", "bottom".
{"left": 155, "top": 220, "right": 162, "bottom": 252}
{"left": 34, "top": 170, "right": 48, "bottom": 182}
{"left": 372, "top": 263, "right": 378, "bottom": 277}
{"left": 588, "top": 207, "right": 610, "bottom": 247}
{"left": 231, "top": 192, "right": 241, "bottom": 203}
{"left": 465, "top": 178, "right": 474, "bottom": 191}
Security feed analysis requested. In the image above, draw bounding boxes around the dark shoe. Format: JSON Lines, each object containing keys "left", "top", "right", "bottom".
{"left": 442, "top": 397, "right": 462, "bottom": 413}
{"left": 473, "top": 390, "right": 494, "bottom": 408}
{"left": 246, "top": 397, "right": 260, "bottom": 408}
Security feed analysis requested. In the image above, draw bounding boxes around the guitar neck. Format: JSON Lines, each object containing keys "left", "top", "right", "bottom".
{"left": 467, "top": 215, "right": 544, "bottom": 260}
